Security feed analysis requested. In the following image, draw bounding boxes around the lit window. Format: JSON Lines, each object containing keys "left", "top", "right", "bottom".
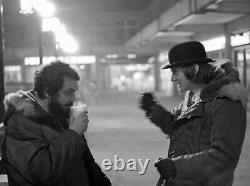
{"left": 201, "top": 36, "right": 225, "bottom": 52}
{"left": 231, "top": 32, "right": 250, "bottom": 47}
{"left": 4, "top": 66, "right": 22, "bottom": 83}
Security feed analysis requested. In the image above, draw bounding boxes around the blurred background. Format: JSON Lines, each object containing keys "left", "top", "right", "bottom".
{"left": 1, "top": 0, "right": 250, "bottom": 185}
{"left": 2, "top": 0, "right": 250, "bottom": 100}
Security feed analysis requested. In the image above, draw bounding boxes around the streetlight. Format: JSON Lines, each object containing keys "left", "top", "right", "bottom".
{"left": 20, "top": 0, "right": 55, "bottom": 18}
{"left": 42, "top": 17, "right": 79, "bottom": 55}
{"left": 20, "top": 0, "right": 56, "bottom": 65}
{"left": 20, "top": 0, "right": 79, "bottom": 61}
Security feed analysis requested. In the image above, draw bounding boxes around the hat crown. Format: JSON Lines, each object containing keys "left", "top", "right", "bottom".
{"left": 169, "top": 41, "right": 207, "bottom": 64}
{"left": 162, "top": 41, "right": 215, "bottom": 69}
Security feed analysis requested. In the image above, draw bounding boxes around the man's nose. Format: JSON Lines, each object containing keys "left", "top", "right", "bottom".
{"left": 171, "top": 74, "right": 176, "bottom": 82}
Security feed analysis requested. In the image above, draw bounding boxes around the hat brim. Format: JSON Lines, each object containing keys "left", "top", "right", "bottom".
{"left": 162, "top": 58, "right": 215, "bottom": 69}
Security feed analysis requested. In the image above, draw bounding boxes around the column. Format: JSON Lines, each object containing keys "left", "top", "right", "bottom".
{"left": 224, "top": 25, "right": 232, "bottom": 61}
{"left": 243, "top": 49, "right": 247, "bottom": 87}
{"left": 154, "top": 58, "right": 161, "bottom": 92}
{"left": 104, "top": 64, "right": 111, "bottom": 90}
{"left": 95, "top": 57, "right": 105, "bottom": 91}
{"left": 0, "top": 0, "right": 5, "bottom": 121}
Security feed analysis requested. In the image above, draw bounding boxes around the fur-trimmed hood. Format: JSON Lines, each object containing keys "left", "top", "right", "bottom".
{"left": 200, "top": 60, "right": 248, "bottom": 106}
{"left": 4, "top": 90, "right": 36, "bottom": 112}
{"left": 3, "top": 90, "right": 49, "bottom": 125}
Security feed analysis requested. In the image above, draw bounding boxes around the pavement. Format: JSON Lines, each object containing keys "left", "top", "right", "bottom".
{"left": 86, "top": 91, "right": 250, "bottom": 186}
{"left": 1, "top": 90, "right": 250, "bottom": 186}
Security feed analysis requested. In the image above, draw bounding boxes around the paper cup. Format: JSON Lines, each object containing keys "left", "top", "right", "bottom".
{"left": 70, "top": 104, "right": 87, "bottom": 120}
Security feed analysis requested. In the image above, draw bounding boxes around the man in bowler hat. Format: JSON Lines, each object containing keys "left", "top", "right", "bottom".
{"left": 139, "top": 41, "right": 247, "bottom": 186}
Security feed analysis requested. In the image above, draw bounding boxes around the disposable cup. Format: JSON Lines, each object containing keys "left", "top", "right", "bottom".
{"left": 70, "top": 104, "right": 87, "bottom": 120}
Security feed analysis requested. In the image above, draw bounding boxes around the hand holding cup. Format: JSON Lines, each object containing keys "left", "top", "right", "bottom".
{"left": 69, "top": 104, "right": 89, "bottom": 135}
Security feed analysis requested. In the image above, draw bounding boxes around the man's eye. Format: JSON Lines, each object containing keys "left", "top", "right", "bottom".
{"left": 64, "top": 91, "right": 74, "bottom": 97}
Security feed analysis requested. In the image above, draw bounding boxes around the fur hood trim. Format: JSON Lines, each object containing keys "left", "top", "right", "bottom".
{"left": 200, "top": 60, "right": 248, "bottom": 106}
{"left": 218, "top": 82, "right": 248, "bottom": 106}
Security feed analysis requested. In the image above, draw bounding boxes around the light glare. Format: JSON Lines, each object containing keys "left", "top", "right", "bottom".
{"left": 60, "top": 35, "right": 79, "bottom": 53}
{"left": 33, "top": 0, "right": 56, "bottom": 18}
{"left": 42, "top": 17, "right": 60, "bottom": 32}
{"left": 127, "top": 54, "right": 137, "bottom": 59}
{"left": 201, "top": 36, "right": 225, "bottom": 52}
{"left": 231, "top": 32, "right": 250, "bottom": 47}
{"left": 20, "top": 0, "right": 56, "bottom": 17}
{"left": 106, "top": 54, "right": 118, "bottom": 59}
{"left": 20, "top": 0, "right": 33, "bottom": 14}
{"left": 20, "top": 0, "right": 78, "bottom": 54}
{"left": 148, "top": 56, "right": 156, "bottom": 63}
{"left": 42, "top": 18, "right": 79, "bottom": 53}
{"left": 125, "top": 64, "right": 150, "bottom": 71}
{"left": 25, "top": 56, "right": 96, "bottom": 65}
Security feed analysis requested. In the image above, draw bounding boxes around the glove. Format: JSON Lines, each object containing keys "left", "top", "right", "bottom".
{"left": 139, "top": 92, "right": 157, "bottom": 111}
{"left": 155, "top": 158, "right": 177, "bottom": 180}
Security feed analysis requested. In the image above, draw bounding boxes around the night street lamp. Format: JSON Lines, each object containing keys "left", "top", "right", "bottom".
{"left": 20, "top": 0, "right": 55, "bottom": 17}
{"left": 20, "top": 0, "right": 79, "bottom": 61}
{"left": 42, "top": 17, "right": 79, "bottom": 54}
{"left": 20, "top": 0, "right": 56, "bottom": 65}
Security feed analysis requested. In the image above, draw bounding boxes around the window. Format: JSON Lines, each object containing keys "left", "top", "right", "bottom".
{"left": 4, "top": 65, "right": 22, "bottom": 83}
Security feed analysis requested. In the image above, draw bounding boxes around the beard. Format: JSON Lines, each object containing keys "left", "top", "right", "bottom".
{"left": 48, "top": 96, "right": 73, "bottom": 119}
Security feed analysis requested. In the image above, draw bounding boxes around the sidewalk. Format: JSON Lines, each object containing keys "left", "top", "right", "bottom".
{"left": 1, "top": 91, "right": 249, "bottom": 185}
{"left": 87, "top": 91, "right": 250, "bottom": 186}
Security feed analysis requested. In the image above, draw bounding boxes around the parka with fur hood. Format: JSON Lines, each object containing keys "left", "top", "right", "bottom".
{"left": 148, "top": 62, "right": 247, "bottom": 186}
{"left": 1, "top": 91, "right": 111, "bottom": 186}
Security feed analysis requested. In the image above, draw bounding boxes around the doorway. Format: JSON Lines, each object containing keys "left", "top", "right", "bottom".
{"left": 233, "top": 46, "right": 250, "bottom": 96}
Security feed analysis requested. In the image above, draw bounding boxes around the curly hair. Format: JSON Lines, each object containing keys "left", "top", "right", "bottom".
{"left": 33, "top": 61, "right": 80, "bottom": 98}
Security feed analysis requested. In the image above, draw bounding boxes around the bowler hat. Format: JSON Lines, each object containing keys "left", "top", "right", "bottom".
{"left": 162, "top": 41, "right": 215, "bottom": 69}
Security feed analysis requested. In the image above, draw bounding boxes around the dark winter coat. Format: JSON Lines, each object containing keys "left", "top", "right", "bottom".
{"left": 148, "top": 62, "right": 247, "bottom": 186}
{"left": 1, "top": 91, "right": 111, "bottom": 186}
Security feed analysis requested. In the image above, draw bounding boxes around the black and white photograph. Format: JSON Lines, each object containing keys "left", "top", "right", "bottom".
{"left": 0, "top": 0, "right": 250, "bottom": 186}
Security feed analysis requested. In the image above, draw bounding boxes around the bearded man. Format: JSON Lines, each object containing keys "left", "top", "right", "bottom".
{"left": 1, "top": 61, "right": 111, "bottom": 186}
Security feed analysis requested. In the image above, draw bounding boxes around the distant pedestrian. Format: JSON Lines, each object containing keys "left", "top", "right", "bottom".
{"left": 139, "top": 41, "right": 247, "bottom": 186}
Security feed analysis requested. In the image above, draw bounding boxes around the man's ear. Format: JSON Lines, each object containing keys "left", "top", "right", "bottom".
{"left": 194, "top": 64, "right": 199, "bottom": 75}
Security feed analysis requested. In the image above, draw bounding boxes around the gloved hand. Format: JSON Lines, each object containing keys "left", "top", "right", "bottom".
{"left": 155, "top": 158, "right": 177, "bottom": 180}
{"left": 139, "top": 92, "right": 157, "bottom": 111}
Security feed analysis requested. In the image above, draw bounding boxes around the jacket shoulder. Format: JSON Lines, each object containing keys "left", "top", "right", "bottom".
{"left": 205, "top": 96, "right": 246, "bottom": 116}
{"left": 213, "top": 95, "right": 244, "bottom": 107}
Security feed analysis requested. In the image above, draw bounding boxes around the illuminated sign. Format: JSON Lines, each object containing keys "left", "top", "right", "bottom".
{"left": 231, "top": 32, "right": 250, "bottom": 47}
{"left": 201, "top": 36, "right": 225, "bottom": 52}
{"left": 24, "top": 56, "right": 96, "bottom": 66}
{"left": 201, "top": 31, "right": 250, "bottom": 52}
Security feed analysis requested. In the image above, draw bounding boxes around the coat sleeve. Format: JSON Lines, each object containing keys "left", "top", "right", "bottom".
{"left": 172, "top": 98, "right": 246, "bottom": 183}
{"left": 147, "top": 103, "right": 182, "bottom": 135}
{"left": 5, "top": 113, "right": 86, "bottom": 185}
{"left": 82, "top": 136, "right": 111, "bottom": 186}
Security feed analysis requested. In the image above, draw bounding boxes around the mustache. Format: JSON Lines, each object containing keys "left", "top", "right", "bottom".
{"left": 65, "top": 102, "right": 74, "bottom": 107}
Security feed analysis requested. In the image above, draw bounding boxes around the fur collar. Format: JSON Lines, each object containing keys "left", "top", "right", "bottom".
{"left": 181, "top": 61, "right": 248, "bottom": 113}
{"left": 200, "top": 61, "right": 248, "bottom": 106}
{"left": 3, "top": 90, "right": 49, "bottom": 124}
